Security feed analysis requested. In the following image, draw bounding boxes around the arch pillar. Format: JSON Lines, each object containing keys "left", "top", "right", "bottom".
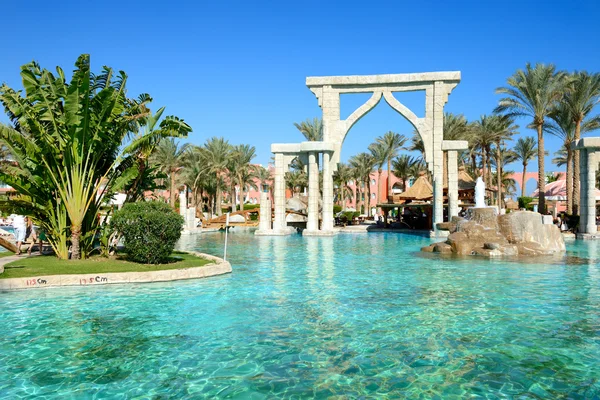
{"left": 572, "top": 138, "right": 600, "bottom": 239}
{"left": 443, "top": 140, "right": 469, "bottom": 220}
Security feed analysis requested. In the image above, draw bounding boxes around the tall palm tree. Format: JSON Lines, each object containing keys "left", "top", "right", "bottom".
{"left": 547, "top": 102, "right": 600, "bottom": 214}
{"left": 471, "top": 115, "right": 505, "bottom": 189}
{"left": 229, "top": 144, "right": 257, "bottom": 211}
{"left": 349, "top": 152, "right": 375, "bottom": 216}
{"left": 492, "top": 116, "right": 518, "bottom": 208}
{"left": 561, "top": 72, "right": 600, "bottom": 214}
{"left": 333, "top": 163, "right": 353, "bottom": 208}
{"left": 151, "top": 138, "right": 189, "bottom": 208}
{"left": 495, "top": 63, "right": 566, "bottom": 213}
{"left": 285, "top": 170, "right": 307, "bottom": 196}
{"left": 376, "top": 131, "right": 406, "bottom": 200}
{"left": 392, "top": 155, "right": 419, "bottom": 193}
{"left": 490, "top": 143, "right": 518, "bottom": 207}
{"left": 513, "top": 137, "right": 538, "bottom": 198}
{"left": 368, "top": 142, "right": 386, "bottom": 207}
{"left": 202, "top": 137, "right": 231, "bottom": 216}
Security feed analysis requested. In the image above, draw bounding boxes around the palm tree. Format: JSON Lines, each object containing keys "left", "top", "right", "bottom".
{"left": 294, "top": 117, "right": 323, "bottom": 141}
{"left": 349, "top": 152, "right": 375, "bottom": 216}
{"left": 513, "top": 137, "right": 538, "bottom": 198}
{"left": 151, "top": 139, "right": 189, "bottom": 209}
{"left": 471, "top": 115, "right": 505, "bottom": 189}
{"left": 490, "top": 144, "right": 518, "bottom": 207}
{"left": 202, "top": 137, "right": 231, "bottom": 216}
{"left": 333, "top": 163, "right": 353, "bottom": 208}
{"left": 495, "top": 63, "right": 566, "bottom": 213}
{"left": 561, "top": 72, "right": 600, "bottom": 214}
{"left": 492, "top": 116, "right": 518, "bottom": 208}
{"left": 392, "top": 155, "right": 418, "bottom": 192}
{"left": 547, "top": 102, "right": 600, "bottom": 214}
{"left": 285, "top": 170, "right": 307, "bottom": 196}
{"left": 376, "top": 131, "right": 407, "bottom": 201}
{"left": 368, "top": 142, "right": 386, "bottom": 207}
{"left": 229, "top": 144, "right": 257, "bottom": 211}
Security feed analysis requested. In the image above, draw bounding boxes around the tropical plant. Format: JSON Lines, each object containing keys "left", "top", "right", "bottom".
{"left": 349, "top": 152, "right": 375, "bottom": 216}
{"left": 560, "top": 72, "right": 600, "bottom": 214}
{"left": 202, "top": 137, "right": 231, "bottom": 216}
{"left": 151, "top": 138, "right": 189, "bottom": 208}
{"left": 333, "top": 163, "right": 353, "bottom": 208}
{"left": 368, "top": 142, "right": 386, "bottom": 207}
{"left": 294, "top": 117, "right": 323, "bottom": 141}
{"left": 285, "top": 170, "right": 307, "bottom": 195}
{"left": 513, "top": 137, "right": 538, "bottom": 198}
{"left": 375, "top": 131, "right": 406, "bottom": 200}
{"left": 495, "top": 62, "right": 566, "bottom": 213}
{"left": 0, "top": 55, "right": 156, "bottom": 259}
{"left": 392, "top": 154, "right": 419, "bottom": 192}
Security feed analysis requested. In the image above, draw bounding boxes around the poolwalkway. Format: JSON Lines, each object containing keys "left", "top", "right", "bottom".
{"left": 0, "top": 251, "right": 231, "bottom": 290}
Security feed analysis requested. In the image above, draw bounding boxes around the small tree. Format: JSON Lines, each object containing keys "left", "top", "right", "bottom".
{"left": 111, "top": 202, "right": 183, "bottom": 264}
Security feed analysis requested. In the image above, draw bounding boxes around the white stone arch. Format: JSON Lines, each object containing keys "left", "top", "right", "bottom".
{"left": 306, "top": 73, "right": 461, "bottom": 233}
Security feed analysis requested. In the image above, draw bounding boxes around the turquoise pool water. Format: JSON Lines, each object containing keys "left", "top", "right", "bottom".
{"left": 1, "top": 232, "right": 599, "bottom": 398}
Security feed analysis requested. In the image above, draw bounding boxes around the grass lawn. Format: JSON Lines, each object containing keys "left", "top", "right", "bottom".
{"left": 0, "top": 251, "right": 213, "bottom": 279}
{"left": 0, "top": 251, "right": 15, "bottom": 258}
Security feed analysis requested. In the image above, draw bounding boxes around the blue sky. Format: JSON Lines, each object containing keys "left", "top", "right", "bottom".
{"left": 2, "top": 0, "right": 600, "bottom": 194}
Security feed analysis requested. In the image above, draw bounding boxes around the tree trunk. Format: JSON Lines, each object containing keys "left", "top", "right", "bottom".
{"left": 231, "top": 183, "right": 236, "bottom": 212}
{"left": 573, "top": 120, "right": 582, "bottom": 215}
{"left": 366, "top": 178, "right": 371, "bottom": 217}
{"left": 567, "top": 148, "right": 573, "bottom": 215}
{"left": 377, "top": 169, "right": 382, "bottom": 209}
{"left": 537, "top": 124, "right": 546, "bottom": 213}
{"left": 471, "top": 153, "right": 477, "bottom": 177}
{"left": 481, "top": 151, "right": 487, "bottom": 189}
{"left": 170, "top": 169, "right": 177, "bottom": 209}
{"left": 71, "top": 225, "right": 81, "bottom": 260}
{"left": 497, "top": 145, "right": 502, "bottom": 209}
{"left": 521, "top": 163, "right": 527, "bottom": 198}
{"left": 216, "top": 171, "right": 222, "bottom": 216}
{"left": 387, "top": 158, "right": 392, "bottom": 200}
{"left": 239, "top": 178, "right": 244, "bottom": 212}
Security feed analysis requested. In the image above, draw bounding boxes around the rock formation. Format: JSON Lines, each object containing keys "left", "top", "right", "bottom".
{"left": 422, "top": 209, "right": 566, "bottom": 257}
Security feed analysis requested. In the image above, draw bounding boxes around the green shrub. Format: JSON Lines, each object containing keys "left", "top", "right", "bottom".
{"left": 111, "top": 201, "right": 184, "bottom": 264}
{"left": 333, "top": 205, "right": 343, "bottom": 214}
{"left": 517, "top": 196, "right": 534, "bottom": 211}
{"left": 243, "top": 204, "right": 261, "bottom": 210}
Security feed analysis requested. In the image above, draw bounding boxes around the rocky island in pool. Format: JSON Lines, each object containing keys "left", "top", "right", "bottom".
{"left": 423, "top": 209, "right": 566, "bottom": 257}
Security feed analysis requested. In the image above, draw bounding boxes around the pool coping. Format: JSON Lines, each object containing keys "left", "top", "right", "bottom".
{"left": 0, "top": 251, "right": 232, "bottom": 290}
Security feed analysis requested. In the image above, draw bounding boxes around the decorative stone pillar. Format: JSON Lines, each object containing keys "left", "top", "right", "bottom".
{"left": 179, "top": 190, "right": 187, "bottom": 228}
{"left": 585, "top": 150, "right": 597, "bottom": 234}
{"left": 432, "top": 82, "right": 445, "bottom": 230}
{"left": 187, "top": 207, "right": 196, "bottom": 230}
{"left": 258, "top": 186, "right": 272, "bottom": 232}
{"left": 322, "top": 151, "right": 334, "bottom": 232}
{"left": 306, "top": 151, "right": 319, "bottom": 232}
{"left": 447, "top": 150, "right": 458, "bottom": 219}
{"left": 273, "top": 152, "right": 287, "bottom": 231}
{"left": 580, "top": 149, "right": 588, "bottom": 233}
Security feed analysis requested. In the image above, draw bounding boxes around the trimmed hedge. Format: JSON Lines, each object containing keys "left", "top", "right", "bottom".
{"left": 111, "top": 201, "right": 184, "bottom": 264}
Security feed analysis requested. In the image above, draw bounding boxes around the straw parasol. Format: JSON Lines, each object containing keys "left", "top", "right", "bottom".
{"left": 398, "top": 171, "right": 433, "bottom": 200}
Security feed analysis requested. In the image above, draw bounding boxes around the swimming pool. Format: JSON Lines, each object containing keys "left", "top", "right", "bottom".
{"left": 1, "top": 232, "right": 599, "bottom": 398}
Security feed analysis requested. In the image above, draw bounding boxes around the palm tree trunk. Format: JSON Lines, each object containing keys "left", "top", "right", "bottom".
{"left": 231, "top": 183, "right": 236, "bottom": 212}
{"left": 521, "top": 163, "right": 527, "bottom": 198}
{"left": 239, "top": 178, "right": 245, "bottom": 212}
{"left": 497, "top": 145, "right": 502, "bottom": 209}
{"left": 567, "top": 148, "right": 573, "bottom": 215}
{"left": 537, "top": 124, "right": 546, "bottom": 213}
{"left": 471, "top": 153, "right": 477, "bottom": 177}
{"left": 216, "top": 172, "right": 222, "bottom": 216}
{"left": 377, "top": 169, "right": 382, "bottom": 208}
{"left": 387, "top": 158, "right": 392, "bottom": 200}
{"left": 482, "top": 151, "right": 487, "bottom": 187}
{"left": 573, "top": 120, "right": 582, "bottom": 215}
{"left": 170, "top": 170, "right": 177, "bottom": 209}
{"left": 365, "top": 178, "right": 371, "bottom": 217}
{"left": 71, "top": 225, "right": 81, "bottom": 260}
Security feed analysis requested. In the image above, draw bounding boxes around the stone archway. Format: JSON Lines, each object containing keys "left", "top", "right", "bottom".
{"left": 260, "top": 72, "right": 464, "bottom": 237}
{"left": 306, "top": 72, "right": 462, "bottom": 234}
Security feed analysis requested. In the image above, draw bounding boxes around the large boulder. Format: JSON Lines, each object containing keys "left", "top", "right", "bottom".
{"left": 286, "top": 197, "right": 307, "bottom": 212}
{"left": 424, "top": 209, "right": 565, "bottom": 258}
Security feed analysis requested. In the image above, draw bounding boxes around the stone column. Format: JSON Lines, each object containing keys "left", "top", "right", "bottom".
{"left": 273, "top": 152, "right": 287, "bottom": 231}
{"left": 322, "top": 151, "right": 334, "bottom": 232}
{"left": 586, "top": 150, "right": 597, "bottom": 234}
{"left": 447, "top": 150, "right": 458, "bottom": 219}
{"left": 258, "top": 191, "right": 271, "bottom": 231}
{"left": 187, "top": 207, "right": 196, "bottom": 230}
{"left": 179, "top": 190, "right": 187, "bottom": 217}
{"left": 432, "top": 82, "right": 445, "bottom": 231}
{"left": 580, "top": 150, "right": 589, "bottom": 233}
{"left": 306, "top": 151, "right": 319, "bottom": 232}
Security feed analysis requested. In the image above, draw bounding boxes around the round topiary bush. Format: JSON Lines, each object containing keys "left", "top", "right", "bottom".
{"left": 111, "top": 201, "right": 184, "bottom": 264}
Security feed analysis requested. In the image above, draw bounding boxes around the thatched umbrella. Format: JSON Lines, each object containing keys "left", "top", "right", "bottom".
{"left": 398, "top": 171, "right": 433, "bottom": 201}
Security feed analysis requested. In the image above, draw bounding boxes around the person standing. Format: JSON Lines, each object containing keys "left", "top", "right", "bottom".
{"left": 12, "top": 214, "right": 26, "bottom": 255}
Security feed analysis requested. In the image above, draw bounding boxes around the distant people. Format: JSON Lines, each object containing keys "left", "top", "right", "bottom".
{"left": 12, "top": 214, "right": 26, "bottom": 255}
